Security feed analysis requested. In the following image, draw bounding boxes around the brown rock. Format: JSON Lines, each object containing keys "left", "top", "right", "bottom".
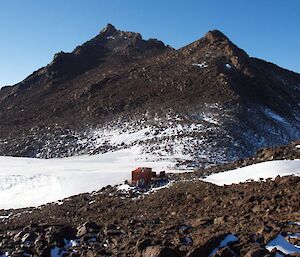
{"left": 142, "top": 246, "right": 179, "bottom": 257}
{"left": 77, "top": 221, "right": 100, "bottom": 237}
{"left": 211, "top": 246, "right": 237, "bottom": 257}
{"left": 214, "top": 216, "right": 226, "bottom": 225}
{"left": 244, "top": 247, "right": 269, "bottom": 257}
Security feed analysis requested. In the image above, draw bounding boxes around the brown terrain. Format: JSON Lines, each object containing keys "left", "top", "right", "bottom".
{"left": 0, "top": 143, "right": 299, "bottom": 257}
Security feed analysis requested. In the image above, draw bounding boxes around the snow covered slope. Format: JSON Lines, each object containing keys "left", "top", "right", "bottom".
{"left": 203, "top": 160, "right": 300, "bottom": 186}
{"left": 0, "top": 147, "right": 180, "bottom": 210}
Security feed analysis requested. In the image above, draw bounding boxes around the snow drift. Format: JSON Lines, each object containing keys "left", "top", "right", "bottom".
{"left": 203, "top": 159, "right": 300, "bottom": 186}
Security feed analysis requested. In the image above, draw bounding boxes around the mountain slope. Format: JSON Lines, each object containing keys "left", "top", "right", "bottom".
{"left": 1, "top": 24, "right": 300, "bottom": 167}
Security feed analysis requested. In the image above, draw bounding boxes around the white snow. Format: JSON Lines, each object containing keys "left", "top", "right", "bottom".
{"left": 208, "top": 234, "right": 238, "bottom": 257}
{"left": 266, "top": 234, "right": 300, "bottom": 255}
{"left": 290, "top": 221, "right": 300, "bottom": 226}
{"left": 203, "top": 160, "right": 300, "bottom": 186}
{"left": 288, "top": 233, "right": 300, "bottom": 239}
{"left": 117, "top": 184, "right": 134, "bottom": 192}
{"left": 0, "top": 214, "right": 11, "bottom": 219}
{"left": 192, "top": 62, "right": 208, "bottom": 68}
{"left": 0, "top": 146, "right": 181, "bottom": 210}
{"left": 64, "top": 238, "right": 80, "bottom": 248}
{"left": 202, "top": 113, "right": 219, "bottom": 125}
{"left": 105, "top": 127, "right": 151, "bottom": 145}
{"left": 225, "top": 63, "right": 232, "bottom": 69}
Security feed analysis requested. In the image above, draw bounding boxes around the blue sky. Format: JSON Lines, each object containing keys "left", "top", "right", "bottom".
{"left": 0, "top": 0, "right": 299, "bottom": 86}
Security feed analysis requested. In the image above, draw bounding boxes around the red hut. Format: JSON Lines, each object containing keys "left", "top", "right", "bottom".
{"left": 131, "top": 167, "right": 153, "bottom": 187}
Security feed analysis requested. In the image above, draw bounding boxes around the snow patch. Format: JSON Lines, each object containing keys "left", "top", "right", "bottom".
{"left": 117, "top": 184, "right": 134, "bottom": 192}
{"left": 289, "top": 221, "right": 300, "bottom": 226}
{"left": 192, "top": 62, "right": 208, "bottom": 68}
{"left": 266, "top": 234, "right": 300, "bottom": 255}
{"left": 202, "top": 113, "right": 219, "bottom": 125}
{"left": 203, "top": 160, "right": 300, "bottom": 186}
{"left": 209, "top": 234, "right": 238, "bottom": 257}
{"left": 288, "top": 233, "right": 300, "bottom": 239}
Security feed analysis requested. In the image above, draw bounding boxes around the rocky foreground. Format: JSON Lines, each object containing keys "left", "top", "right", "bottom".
{"left": 0, "top": 173, "right": 299, "bottom": 257}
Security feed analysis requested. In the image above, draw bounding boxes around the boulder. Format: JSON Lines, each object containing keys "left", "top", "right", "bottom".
{"left": 51, "top": 226, "right": 77, "bottom": 246}
{"left": 244, "top": 247, "right": 269, "bottom": 257}
{"left": 136, "top": 238, "right": 152, "bottom": 251}
{"left": 142, "top": 246, "right": 179, "bottom": 257}
{"left": 21, "top": 232, "right": 37, "bottom": 243}
{"left": 211, "top": 246, "right": 237, "bottom": 257}
{"left": 77, "top": 221, "right": 100, "bottom": 237}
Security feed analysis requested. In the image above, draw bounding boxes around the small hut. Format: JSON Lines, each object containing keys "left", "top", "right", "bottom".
{"left": 131, "top": 167, "right": 152, "bottom": 187}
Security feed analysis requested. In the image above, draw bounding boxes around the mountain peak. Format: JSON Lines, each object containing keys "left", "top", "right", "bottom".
{"left": 204, "top": 29, "right": 229, "bottom": 43}
{"left": 100, "top": 23, "right": 118, "bottom": 35}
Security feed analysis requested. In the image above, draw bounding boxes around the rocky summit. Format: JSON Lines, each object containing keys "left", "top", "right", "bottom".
{"left": 1, "top": 24, "right": 300, "bottom": 168}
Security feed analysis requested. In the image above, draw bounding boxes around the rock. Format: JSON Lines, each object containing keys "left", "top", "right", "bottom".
{"left": 256, "top": 225, "right": 272, "bottom": 235}
{"left": 136, "top": 238, "right": 152, "bottom": 251}
{"left": 213, "top": 216, "right": 226, "bottom": 225}
{"left": 244, "top": 247, "right": 269, "bottom": 257}
{"left": 13, "top": 231, "right": 26, "bottom": 243}
{"left": 187, "top": 234, "right": 229, "bottom": 257}
{"left": 104, "top": 225, "right": 123, "bottom": 236}
{"left": 51, "top": 226, "right": 77, "bottom": 246}
{"left": 205, "top": 30, "right": 229, "bottom": 43}
{"left": 211, "top": 246, "right": 237, "bottom": 257}
{"left": 77, "top": 221, "right": 100, "bottom": 237}
{"left": 142, "top": 246, "right": 179, "bottom": 257}
{"left": 40, "top": 246, "right": 51, "bottom": 257}
{"left": 85, "top": 250, "right": 98, "bottom": 257}
{"left": 21, "top": 232, "right": 37, "bottom": 243}
{"left": 252, "top": 206, "right": 261, "bottom": 213}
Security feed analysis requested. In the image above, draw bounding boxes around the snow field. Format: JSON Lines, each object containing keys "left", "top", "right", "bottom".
{"left": 0, "top": 147, "right": 179, "bottom": 209}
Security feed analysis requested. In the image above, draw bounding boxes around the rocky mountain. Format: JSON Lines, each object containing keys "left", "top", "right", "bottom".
{"left": 1, "top": 24, "right": 300, "bottom": 167}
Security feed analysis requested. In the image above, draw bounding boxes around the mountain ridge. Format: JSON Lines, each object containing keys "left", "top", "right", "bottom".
{"left": 1, "top": 24, "right": 300, "bottom": 167}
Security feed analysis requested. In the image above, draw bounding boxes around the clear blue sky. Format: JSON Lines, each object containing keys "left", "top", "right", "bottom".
{"left": 1, "top": 0, "right": 299, "bottom": 86}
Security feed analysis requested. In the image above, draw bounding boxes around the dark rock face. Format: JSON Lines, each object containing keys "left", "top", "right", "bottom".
{"left": 1, "top": 25, "right": 300, "bottom": 165}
